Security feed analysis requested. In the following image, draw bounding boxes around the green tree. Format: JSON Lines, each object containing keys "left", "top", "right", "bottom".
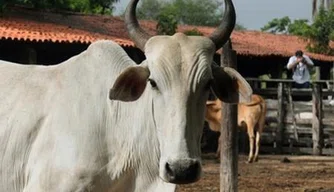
{"left": 261, "top": 5, "right": 334, "bottom": 55}
{"left": 306, "top": 5, "right": 334, "bottom": 54}
{"left": 137, "top": 0, "right": 164, "bottom": 20}
{"left": 183, "top": 28, "right": 203, "bottom": 36}
{"left": 137, "top": 0, "right": 226, "bottom": 27}
{"left": 235, "top": 23, "right": 247, "bottom": 31}
{"left": 172, "top": 0, "right": 223, "bottom": 26}
{"left": 156, "top": 11, "right": 178, "bottom": 35}
{"left": 260, "top": 16, "right": 291, "bottom": 34}
{"left": 137, "top": 0, "right": 246, "bottom": 36}
{"left": 261, "top": 17, "right": 311, "bottom": 36}
{"left": 287, "top": 19, "right": 310, "bottom": 36}
{"left": 0, "top": 0, "right": 119, "bottom": 14}
{"left": 89, "top": 0, "right": 118, "bottom": 14}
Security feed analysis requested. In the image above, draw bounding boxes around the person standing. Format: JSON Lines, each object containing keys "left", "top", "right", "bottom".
{"left": 287, "top": 50, "right": 314, "bottom": 88}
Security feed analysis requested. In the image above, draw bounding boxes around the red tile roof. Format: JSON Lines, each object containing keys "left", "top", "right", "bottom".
{"left": 179, "top": 26, "right": 334, "bottom": 62}
{"left": 0, "top": 8, "right": 136, "bottom": 46}
{"left": 0, "top": 7, "right": 333, "bottom": 62}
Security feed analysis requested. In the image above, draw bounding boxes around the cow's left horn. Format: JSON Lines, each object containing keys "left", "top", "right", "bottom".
{"left": 209, "top": 0, "right": 236, "bottom": 51}
{"left": 125, "top": 0, "right": 152, "bottom": 52}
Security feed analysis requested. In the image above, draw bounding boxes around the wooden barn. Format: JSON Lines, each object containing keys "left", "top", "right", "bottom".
{"left": 1, "top": 6, "right": 333, "bottom": 77}
{"left": 1, "top": 6, "right": 334, "bottom": 155}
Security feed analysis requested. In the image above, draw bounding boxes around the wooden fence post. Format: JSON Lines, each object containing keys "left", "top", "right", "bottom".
{"left": 276, "top": 82, "right": 284, "bottom": 154}
{"left": 220, "top": 39, "right": 238, "bottom": 192}
{"left": 315, "top": 66, "right": 321, "bottom": 81}
{"left": 312, "top": 83, "right": 323, "bottom": 155}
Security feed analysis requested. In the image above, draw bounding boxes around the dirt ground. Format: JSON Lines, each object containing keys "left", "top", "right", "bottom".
{"left": 176, "top": 154, "right": 334, "bottom": 192}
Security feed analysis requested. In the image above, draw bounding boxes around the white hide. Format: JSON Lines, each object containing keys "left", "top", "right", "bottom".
{"left": 0, "top": 34, "right": 218, "bottom": 192}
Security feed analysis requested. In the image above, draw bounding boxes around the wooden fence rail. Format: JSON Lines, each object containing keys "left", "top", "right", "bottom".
{"left": 244, "top": 79, "right": 334, "bottom": 156}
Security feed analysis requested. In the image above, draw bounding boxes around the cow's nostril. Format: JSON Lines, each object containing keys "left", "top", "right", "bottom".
{"left": 164, "top": 160, "right": 201, "bottom": 184}
{"left": 165, "top": 162, "right": 175, "bottom": 180}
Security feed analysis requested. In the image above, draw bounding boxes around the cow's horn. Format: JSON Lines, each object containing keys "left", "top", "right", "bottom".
{"left": 209, "top": 0, "right": 236, "bottom": 51}
{"left": 125, "top": 0, "right": 152, "bottom": 52}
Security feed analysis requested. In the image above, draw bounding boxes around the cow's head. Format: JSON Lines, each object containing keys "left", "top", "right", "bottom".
{"left": 109, "top": 0, "right": 252, "bottom": 185}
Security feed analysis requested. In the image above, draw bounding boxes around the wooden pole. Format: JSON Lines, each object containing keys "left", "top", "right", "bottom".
{"left": 312, "top": 83, "right": 323, "bottom": 155}
{"left": 315, "top": 66, "right": 321, "bottom": 81}
{"left": 220, "top": 39, "right": 238, "bottom": 192}
{"left": 331, "top": 62, "right": 334, "bottom": 101}
{"left": 332, "top": 62, "right": 334, "bottom": 86}
{"left": 287, "top": 86, "right": 299, "bottom": 142}
{"left": 276, "top": 82, "right": 284, "bottom": 154}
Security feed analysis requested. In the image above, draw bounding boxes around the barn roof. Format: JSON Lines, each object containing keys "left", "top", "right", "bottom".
{"left": 0, "top": 6, "right": 333, "bottom": 62}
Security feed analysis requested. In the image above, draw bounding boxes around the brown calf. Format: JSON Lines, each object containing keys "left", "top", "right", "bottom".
{"left": 205, "top": 94, "right": 266, "bottom": 163}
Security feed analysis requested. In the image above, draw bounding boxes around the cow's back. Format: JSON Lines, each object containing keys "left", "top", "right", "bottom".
{"left": 238, "top": 94, "right": 266, "bottom": 131}
{"left": 0, "top": 61, "right": 64, "bottom": 191}
{"left": 0, "top": 47, "right": 91, "bottom": 191}
{"left": 0, "top": 40, "right": 137, "bottom": 191}
{"left": 205, "top": 94, "right": 267, "bottom": 132}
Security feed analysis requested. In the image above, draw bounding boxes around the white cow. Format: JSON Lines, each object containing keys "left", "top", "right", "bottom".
{"left": 0, "top": 0, "right": 252, "bottom": 191}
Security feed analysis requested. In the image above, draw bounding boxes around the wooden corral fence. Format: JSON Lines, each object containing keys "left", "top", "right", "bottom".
{"left": 246, "top": 78, "right": 334, "bottom": 156}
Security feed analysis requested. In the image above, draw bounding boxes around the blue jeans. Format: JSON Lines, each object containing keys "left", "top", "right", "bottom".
{"left": 294, "top": 82, "right": 310, "bottom": 89}
{"left": 292, "top": 82, "right": 311, "bottom": 101}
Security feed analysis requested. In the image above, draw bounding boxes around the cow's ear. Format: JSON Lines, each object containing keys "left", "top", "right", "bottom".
{"left": 211, "top": 65, "right": 252, "bottom": 104}
{"left": 109, "top": 66, "right": 150, "bottom": 102}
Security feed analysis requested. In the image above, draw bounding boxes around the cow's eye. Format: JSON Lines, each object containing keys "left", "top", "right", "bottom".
{"left": 148, "top": 79, "right": 157, "bottom": 88}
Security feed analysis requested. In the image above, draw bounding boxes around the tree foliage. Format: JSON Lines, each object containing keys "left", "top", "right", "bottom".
{"left": 0, "top": 0, "right": 119, "bottom": 14}
{"left": 307, "top": 5, "right": 334, "bottom": 54}
{"left": 156, "top": 11, "right": 178, "bottom": 35}
{"left": 183, "top": 28, "right": 203, "bottom": 36}
{"left": 136, "top": 0, "right": 246, "bottom": 36}
{"left": 137, "top": 0, "right": 163, "bottom": 20}
{"left": 261, "top": 5, "right": 334, "bottom": 55}
{"left": 260, "top": 16, "right": 291, "bottom": 34}
{"left": 174, "top": 0, "right": 223, "bottom": 26}
{"left": 235, "top": 23, "right": 247, "bottom": 31}
{"left": 137, "top": 0, "right": 224, "bottom": 27}
{"left": 287, "top": 19, "right": 310, "bottom": 36}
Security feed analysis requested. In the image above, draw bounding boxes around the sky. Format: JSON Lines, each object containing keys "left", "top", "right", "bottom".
{"left": 113, "top": 0, "right": 314, "bottom": 30}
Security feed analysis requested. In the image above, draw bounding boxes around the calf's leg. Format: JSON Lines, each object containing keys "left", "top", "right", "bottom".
{"left": 254, "top": 131, "right": 261, "bottom": 162}
{"left": 246, "top": 123, "right": 255, "bottom": 163}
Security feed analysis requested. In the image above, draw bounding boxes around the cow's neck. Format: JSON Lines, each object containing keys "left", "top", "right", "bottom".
{"left": 60, "top": 48, "right": 160, "bottom": 187}
{"left": 105, "top": 89, "right": 159, "bottom": 184}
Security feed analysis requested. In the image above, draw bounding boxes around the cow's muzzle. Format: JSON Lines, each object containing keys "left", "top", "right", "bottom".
{"left": 162, "top": 159, "right": 201, "bottom": 184}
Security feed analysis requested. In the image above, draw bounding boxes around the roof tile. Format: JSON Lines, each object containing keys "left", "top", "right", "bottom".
{"left": 0, "top": 7, "right": 333, "bottom": 62}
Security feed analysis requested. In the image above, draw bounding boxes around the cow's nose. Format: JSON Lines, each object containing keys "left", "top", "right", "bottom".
{"left": 164, "top": 159, "right": 201, "bottom": 184}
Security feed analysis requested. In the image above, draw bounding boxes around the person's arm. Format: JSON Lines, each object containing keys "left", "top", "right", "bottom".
{"left": 302, "top": 55, "right": 314, "bottom": 68}
{"left": 287, "top": 57, "right": 300, "bottom": 70}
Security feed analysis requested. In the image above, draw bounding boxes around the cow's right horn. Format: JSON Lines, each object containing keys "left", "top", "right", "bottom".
{"left": 125, "top": 0, "right": 152, "bottom": 52}
{"left": 209, "top": 0, "right": 236, "bottom": 51}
